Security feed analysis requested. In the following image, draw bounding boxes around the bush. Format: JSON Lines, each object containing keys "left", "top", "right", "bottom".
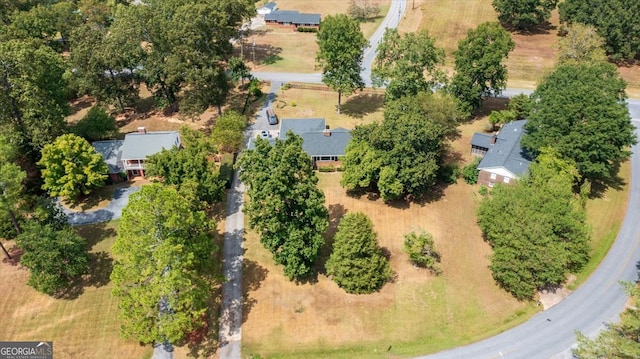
{"left": 440, "top": 163, "right": 460, "bottom": 184}
{"left": 404, "top": 230, "right": 442, "bottom": 275}
{"left": 297, "top": 27, "right": 318, "bottom": 33}
{"left": 318, "top": 165, "right": 336, "bottom": 172}
{"left": 462, "top": 157, "right": 481, "bottom": 184}
{"left": 479, "top": 185, "right": 488, "bottom": 196}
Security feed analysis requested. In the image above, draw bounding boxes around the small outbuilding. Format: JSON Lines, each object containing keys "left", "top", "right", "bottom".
{"left": 257, "top": 2, "right": 278, "bottom": 15}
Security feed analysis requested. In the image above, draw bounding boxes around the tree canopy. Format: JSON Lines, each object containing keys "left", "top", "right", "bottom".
{"left": 16, "top": 222, "right": 89, "bottom": 296}
{"left": 556, "top": 23, "right": 608, "bottom": 65}
{"left": 450, "top": 22, "right": 515, "bottom": 114}
{"left": 372, "top": 28, "right": 445, "bottom": 100}
{"left": 316, "top": 14, "right": 368, "bottom": 114}
{"left": 71, "top": 106, "right": 118, "bottom": 142}
{"left": 238, "top": 133, "right": 329, "bottom": 280}
{"left": 39, "top": 134, "right": 108, "bottom": 201}
{"left": 477, "top": 149, "right": 590, "bottom": 300}
{"left": 325, "top": 212, "right": 392, "bottom": 294}
{"left": 111, "top": 184, "right": 219, "bottom": 345}
{"left": 210, "top": 110, "right": 247, "bottom": 153}
{"left": 341, "top": 91, "right": 461, "bottom": 201}
{"left": 492, "top": 0, "right": 559, "bottom": 30}
{"left": 559, "top": 0, "right": 640, "bottom": 61}
{"left": 404, "top": 230, "right": 442, "bottom": 275}
{"left": 521, "top": 62, "right": 636, "bottom": 183}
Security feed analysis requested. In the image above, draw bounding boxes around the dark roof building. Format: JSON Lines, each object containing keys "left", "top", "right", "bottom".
{"left": 248, "top": 118, "right": 351, "bottom": 166}
{"left": 471, "top": 120, "right": 531, "bottom": 186}
{"left": 265, "top": 10, "right": 321, "bottom": 27}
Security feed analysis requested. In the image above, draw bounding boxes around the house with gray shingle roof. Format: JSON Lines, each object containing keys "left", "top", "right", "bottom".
{"left": 92, "top": 140, "right": 125, "bottom": 182}
{"left": 248, "top": 118, "right": 351, "bottom": 168}
{"left": 120, "top": 127, "right": 181, "bottom": 179}
{"left": 265, "top": 10, "right": 321, "bottom": 29}
{"left": 470, "top": 120, "right": 531, "bottom": 186}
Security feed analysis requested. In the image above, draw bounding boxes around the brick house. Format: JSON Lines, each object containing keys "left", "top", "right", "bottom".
{"left": 265, "top": 10, "right": 321, "bottom": 30}
{"left": 470, "top": 120, "right": 531, "bottom": 187}
{"left": 248, "top": 118, "right": 351, "bottom": 168}
{"left": 119, "top": 128, "right": 181, "bottom": 179}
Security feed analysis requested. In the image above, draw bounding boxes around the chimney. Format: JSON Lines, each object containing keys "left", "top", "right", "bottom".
{"left": 323, "top": 125, "right": 331, "bottom": 137}
{"left": 137, "top": 126, "right": 146, "bottom": 134}
{"left": 490, "top": 135, "right": 497, "bottom": 144}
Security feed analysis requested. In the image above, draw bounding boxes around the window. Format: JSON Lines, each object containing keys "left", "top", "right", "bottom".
{"left": 320, "top": 156, "right": 331, "bottom": 161}
{"left": 132, "top": 170, "right": 139, "bottom": 176}
{"left": 488, "top": 182, "right": 494, "bottom": 188}
{"left": 503, "top": 177, "right": 510, "bottom": 184}
{"left": 490, "top": 173, "right": 497, "bottom": 180}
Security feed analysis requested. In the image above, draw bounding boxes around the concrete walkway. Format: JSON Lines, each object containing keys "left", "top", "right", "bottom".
{"left": 60, "top": 186, "right": 140, "bottom": 226}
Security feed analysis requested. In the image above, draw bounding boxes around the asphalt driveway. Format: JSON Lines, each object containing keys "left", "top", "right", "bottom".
{"left": 60, "top": 186, "right": 141, "bottom": 226}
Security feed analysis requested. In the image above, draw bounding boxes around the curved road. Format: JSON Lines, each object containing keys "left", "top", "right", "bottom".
{"left": 230, "top": 1, "right": 640, "bottom": 358}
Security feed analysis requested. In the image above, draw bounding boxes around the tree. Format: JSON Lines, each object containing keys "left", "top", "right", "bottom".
{"left": 111, "top": 0, "right": 254, "bottom": 113}
{"left": 0, "top": 163, "right": 26, "bottom": 239}
{"left": 488, "top": 109, "right": 516, "bottom": 131}
{"left": 210, "top": 110, "right": 247, "bottom": 153}
{"left": 39, "top": 134, "right": 108, "bottom": 202}
{"left": 341, "top": 91, "right": 462, "bottom": 200}
{"left": 559, "top": 0, "right": 640, "bottom": 61}
{"left": 556, "top": 23, "right": 607, "bottom": 65}
{"left": 573, "top": 282, "right": 640, "bottom": 358}
{"left": 111, "top": 184, "right": 219, "bottom": 345}
{"left": 228, "top": 56, "right": 251, "bottom": 86}
{"left": 325, "top": 212, "right": 391, "bottom": 294}
{"left": 71, "top": 106, "right": 118, "bottom": 142}
{"left": 316, "top": 14, "right": 368, "bottom": 114}
{"left": 477, "top": 149, "right": 590, "bottom": 300}
{"left": 372, "top": 28, "right": 445, "bottom": 100}
{"left": 492, "top": 0, "right": 559, "bottom": 30}
{"left": 0, "top": 39, "right": 69, "bottom": 161}
{"left": 347, "top": 0, "right": 380, "bottom": 22}
{"left": 16, "top": 223, "right": 89, "bottom": 296}
{"left": 450, "top": 22, "right": 515, "bottom": 113}
{"left": 521, "top": 62, "right": 636, "bottom": 183}
{"left": 462, "top": 157, "right": 481, "bottom": 184}
{"left": 507, "top": 93, "right": 532, "bottom": 120}
{"left": 403, "top": 230, "right": 442, "bottom": 274}
{"left": 238, "top": 133, "right": 329, "bottom": 280}
{"left": 145, "top": 146, "right": 225, "bottom": 205}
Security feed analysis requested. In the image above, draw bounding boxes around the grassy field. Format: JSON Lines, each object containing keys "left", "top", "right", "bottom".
{"left": 272, "top": 86, "right": 385, "bottom": 129}
{"left": 244, "top": 0, "right": 389, "bottom": 73}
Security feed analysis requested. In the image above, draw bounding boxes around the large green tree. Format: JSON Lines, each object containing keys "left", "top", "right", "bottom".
{"left": 39, "top": 134, "right": 108, "bottom": 202}
{"left": 0, "top": 39, "right": 68, "bottom": 160}
{"left": 521, "top": 62, "right": 636, "bottom": 183}
{"left": 145, "top": 146, "right": 224, "bottom": 205}
{"left": 111, "top": 184, "right": 218, "bottom": 345}
{"left": 450, "top": 22, "right": 515, "bottom": 114}
{"left": 341, "top": 91, "right": 461, "bottom": 201}
{"left": 70, "top": 106, "right": 118, "bottom": 142}
{"left": 492, "top": 0, "right": 559, "bottom": 30}
{"left": 477, "top": 150, "right": 590, "bottom": 300}
{"left": 316, "top": 14, "right": 368, "bottom": 114}
{"left": 372, "top": 28, "right": 445, "bottom": 100}
{"left": 559, "top": 0, "right": 640, "bottom": 61}
{"left": 238, "top": 133, "right": 329, "bottom": 280}
{"left": 325, "top": 212, "right": 391, "bottom": 294}
{"left": 210, "top": 110, "right": 247, "bottom": 153}
{"left": 573, "top": 282, "right": 640, "bottom": 358}
{"left": 16, "top": 223, "right": 89, "bottom": 296}
{"left": 113, "top": 0, "right": 253, "bottom": 113}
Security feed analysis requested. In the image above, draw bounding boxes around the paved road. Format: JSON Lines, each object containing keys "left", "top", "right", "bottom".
{"left": 61, "top": 186, "right": 140, "bottom": 226}
{"left": 218, "top": 171, "right": 246, "bottom": 358}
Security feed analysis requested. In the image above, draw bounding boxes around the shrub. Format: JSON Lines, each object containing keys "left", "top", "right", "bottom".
{"left": 297, "top": 27, "right": 318, "bottom": 33}
{"left": 404, "top": 230, "right": 442, "bottom": 275}
{"left": 479, "top": 185, "right": 488, "bottom": 196}
{"left": 318, "top": 165, "right": 336, "bottom": 172}
{"left": 440, "top": 163, "right": 460, "bottom": 184}
{"left": 462, "top": 157, "right": 481, "bottom": 184}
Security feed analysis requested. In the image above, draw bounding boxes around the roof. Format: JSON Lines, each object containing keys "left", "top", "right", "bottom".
{"left": 247, "top": 118, "right": 351, "bottom": 157}
{"left": 477, "top": 120, "right": 531, "bottom": 177}
{"left": 262, "top": 2, "right": 277, "bottom": 10}
{"left": 265, "top": 10, "right": 321, "bottom": 25}
{"left": 120, "top": 131, "right": 181, "bottom": 160}
{"left": 92, "top": 140, "right": 124, "bottom": 174}
{"left": 470, "top": 133, "right": 493, "bottom": 149}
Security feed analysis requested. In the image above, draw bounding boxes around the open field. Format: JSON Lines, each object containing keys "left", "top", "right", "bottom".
{"left": 0, "top": 221, "right": 153, "bottom": 359}
{"left": 243, "top": 1, "right": 389, "bottom": 73}
{"left": 271, "top": 86, "right": 385, "bottom": 129}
